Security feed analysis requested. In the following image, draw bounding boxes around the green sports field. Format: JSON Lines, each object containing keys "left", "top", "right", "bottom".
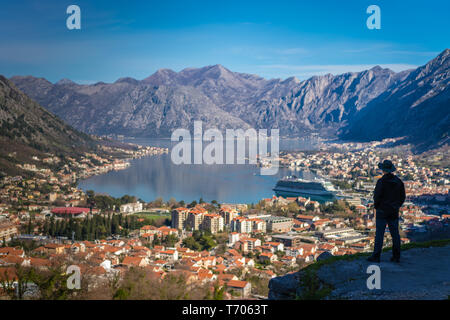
{"left": 133, "top": 211, "right": 171, "bottom": 221}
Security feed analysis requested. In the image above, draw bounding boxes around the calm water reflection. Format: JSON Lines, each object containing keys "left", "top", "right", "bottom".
{"left": 78, "top": 138, "right": 320, "bottom": 204}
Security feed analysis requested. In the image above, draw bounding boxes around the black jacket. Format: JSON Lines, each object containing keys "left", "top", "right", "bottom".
{"left": 373, "top": 173, "right": 406, "bottom": 219}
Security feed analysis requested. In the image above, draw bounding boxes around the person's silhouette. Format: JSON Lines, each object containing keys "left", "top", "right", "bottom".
{"left": 368, "top": 160, "right": 406, "bottom": 263}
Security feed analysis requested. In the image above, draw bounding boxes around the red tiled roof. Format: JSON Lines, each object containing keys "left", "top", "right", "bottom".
{"left": 51, "top": 207, "right": 89, "bottom": 215}
{"left": 122, "top": 256, "right": 144, "bottom": 266}
{"left": 227, "top": 280, "right": 248, "bottom": 288}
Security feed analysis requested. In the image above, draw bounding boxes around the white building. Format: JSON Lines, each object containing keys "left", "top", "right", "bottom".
{"left": 230, "top": 218, "right": 252, "bottom": 234}
{"left": 120, "top": 202, "right": 143, "bottom": 214}
{"left": 228, "top": 232, "right": 240, "bottom": 245}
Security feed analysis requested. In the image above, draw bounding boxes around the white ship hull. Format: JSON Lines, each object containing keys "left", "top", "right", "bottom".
{"left": 272, "top": 186, "right": 335, "bottom": 197}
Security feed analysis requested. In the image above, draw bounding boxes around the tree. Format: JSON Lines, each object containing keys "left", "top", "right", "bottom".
{"left": 86, "top": 190, "right": 95, "bottom": 200}
{"left": 260, "top": 259, "right": 271, "bottom": 266}
{"left": 331, "top": 180, "right": 352, "bottom": 190}
{"left": 215, "top": 244, "right": 226, "bottom": 255}
{"left": 152, "top": 237, "right": 161, "bottom": 247}
{"left": 113, "top": 288, "right": 130, "bottom": 300}
{"left": 41, "top": 212, "right": 140, "bottom": 241}
{"left": 212, "top": 282, "right": 225, "bottom": 300}
{"left": 120, "top": 194, "right": 136, "bottom": 204}
{"left": 168, "top": 197, "right": 178, "bottom": 208}
{"left": 201, "top": 236, "right": 216, "bottom": 251}
{"left": 188, "top": 200, "right": 197, "bottom": 208}
{"left": 0, "top": 264, "right": 33, "bottom": 300}
{"left": 182, "top": 231, "right": 217, "bottom": 251}
{"left": 152, "top": 197, "right": 164, "bottom": 208}
{"left": 182, "top": 236, "right": 201, "bottom": 251}
{"left": 49, "top": 216, "right": 56, "bottom": 236}
{"left": 163, "top": 234, "right": 179, "bottom": 247}
{"left": 30, "top": 265, "right": 74, "bottom": 300}
{"left": 111, "top": 267, "right": 209, "bottom": 300}
{"left": 245, "top": 274, "right": 269, "bottom": 296}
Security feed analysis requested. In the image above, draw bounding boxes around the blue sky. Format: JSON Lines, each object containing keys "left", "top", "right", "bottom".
{"left": 0, "top": 0, "right": 448, "bottom": 83}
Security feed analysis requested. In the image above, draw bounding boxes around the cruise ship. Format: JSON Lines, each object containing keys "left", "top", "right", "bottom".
{"left": 273, "top": 175, "right": 337, "bottom": 202}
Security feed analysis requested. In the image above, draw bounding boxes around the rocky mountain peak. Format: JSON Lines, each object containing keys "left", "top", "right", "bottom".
{"left": 8, "top": 49, "right": 449, "bottom": 150}
{"left": 55, "top": 78, "right": 76, "bottom": 85}
{"left": 142, "top": 68, "right": 178, "bottom": 85}
{"left": 114, "top": 77, "right": 139, "bottom": 85}
{"left": 370, "top": 65, "right": 384, "bottom": 72}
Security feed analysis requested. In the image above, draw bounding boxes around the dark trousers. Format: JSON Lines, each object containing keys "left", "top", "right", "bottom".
{"left": 373, "top": 213, "right": 401, "bottom": 258}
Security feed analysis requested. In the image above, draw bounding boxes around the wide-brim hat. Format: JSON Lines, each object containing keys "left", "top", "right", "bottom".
{"left": 378, "top": 160, "right": 396, "bottom": 172}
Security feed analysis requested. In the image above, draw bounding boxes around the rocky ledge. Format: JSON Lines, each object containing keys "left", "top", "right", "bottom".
{"left": 268, "top": 242, "right": 450, "bottom": 300}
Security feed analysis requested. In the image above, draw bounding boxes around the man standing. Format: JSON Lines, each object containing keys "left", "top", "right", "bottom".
{"left": 368, "top": 160, "right": 406, "bottom": 263}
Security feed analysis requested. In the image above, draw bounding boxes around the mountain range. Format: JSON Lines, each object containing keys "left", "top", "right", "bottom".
{"left": 340, "top": 49, "right": 449, "bottom": 150}
{"left": 10, "top": 49, "right": 450, "bottom": 151}
{"left": 0, "top": 75, "right": 100, "bottom": 176}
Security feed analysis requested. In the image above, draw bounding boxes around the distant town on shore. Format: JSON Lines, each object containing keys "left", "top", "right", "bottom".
{"left": 1, "top": 135, "right": 448, "bottom": 300}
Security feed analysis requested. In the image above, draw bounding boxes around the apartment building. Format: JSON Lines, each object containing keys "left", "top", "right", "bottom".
{"left": 261, "top": 216, "right": 293, "bottom": 233}
{"left": 202, "top": 214, "right": 224, "bottom": 234}
{"left": 0, "top": 223, "right": 18, "bottom": 242}
{"left": 250, "top": 218, "right": 267, "bottom": 233}
{"left": 271, "top": 234, "right": 304, "bottom": 247}
{"left": 171, "top": 207, "right": 189, "bottom": 230}
{"left": 230, "top": 217, "right": 253, "bottom": 234}
{"left": 186, "top": 210, "right": 205, "bottom": 231}
{"left": 219, "top": 207, "right": 238, "bottom": 225}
